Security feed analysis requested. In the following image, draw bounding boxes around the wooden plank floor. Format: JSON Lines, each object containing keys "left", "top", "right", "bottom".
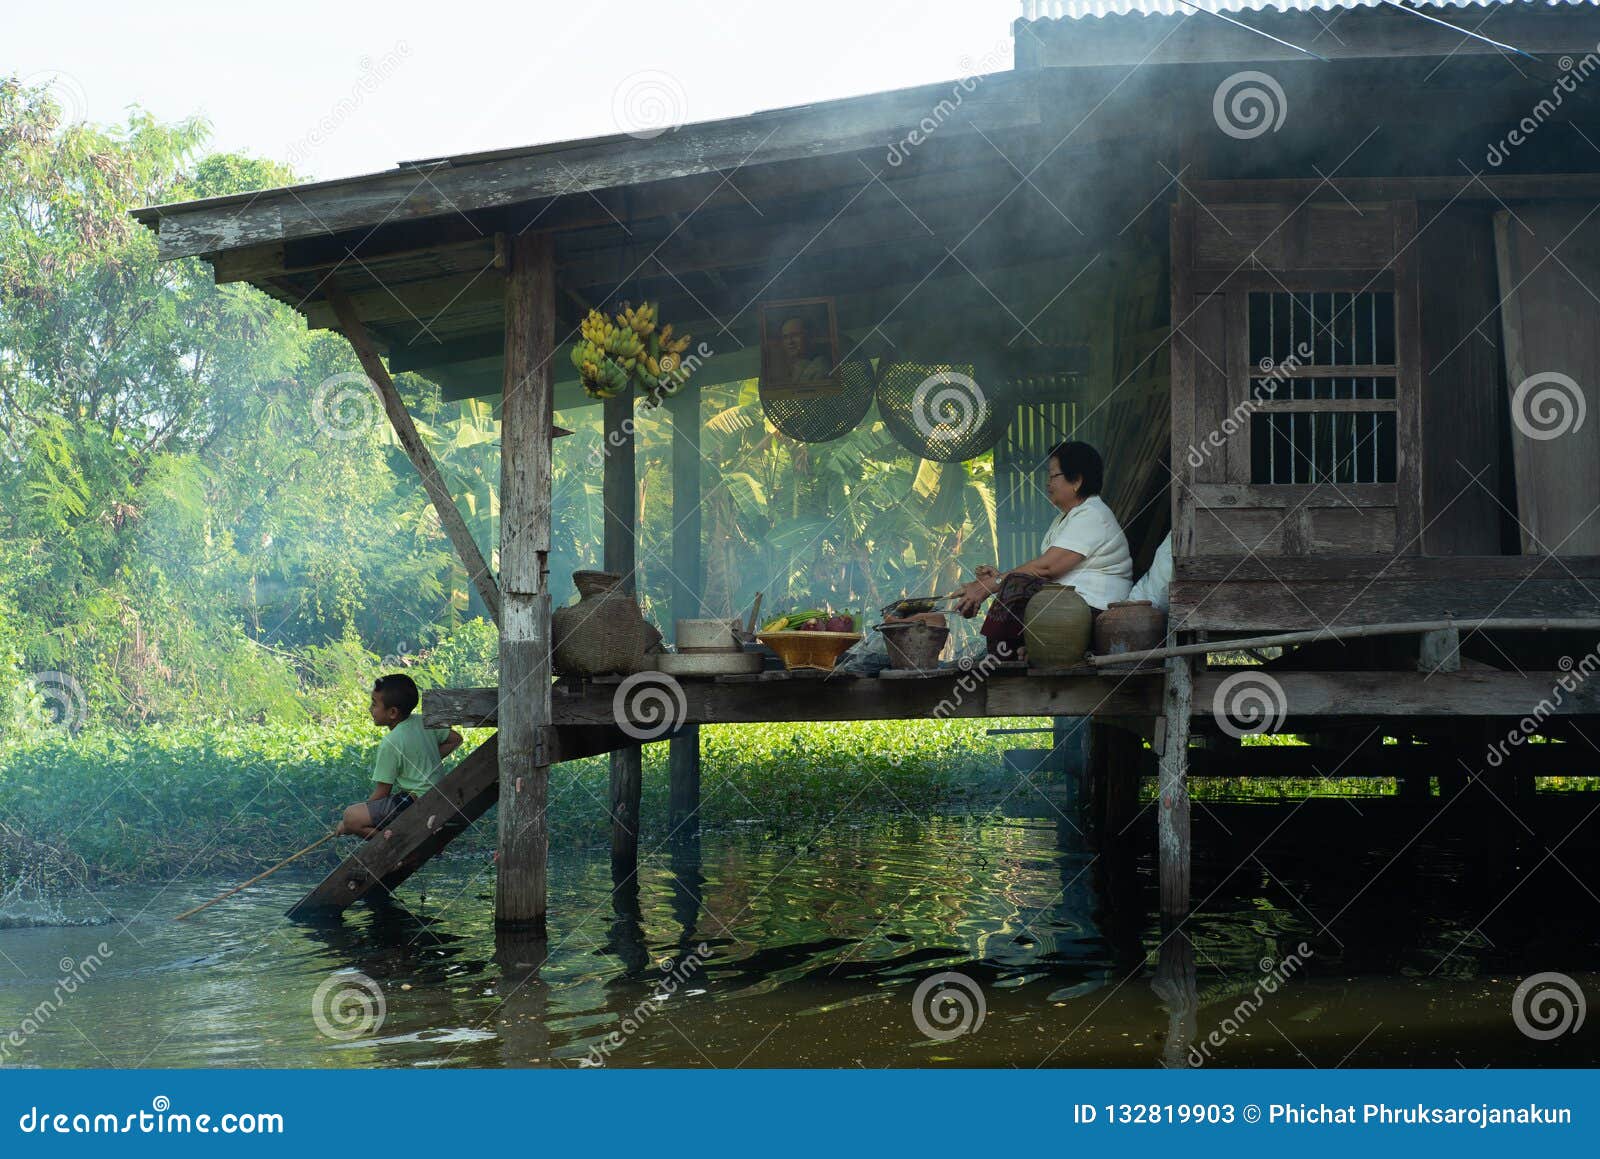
{"left": 422, "top": 666, "right": 1600, "bottom": 732}
{"left": 424, "top": 666, "right": 1166, "bottom": 730}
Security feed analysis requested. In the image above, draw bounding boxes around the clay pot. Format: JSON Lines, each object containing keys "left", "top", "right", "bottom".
{"left": 1093, "top": 599, "right": 1167, "bottom": 663}
{"left": 552, "top": 571, "right": 659, "bottom": 676}
{"left": 1022, "top": 584, "right": 1093, "bottom": 668}
{"left": 879, "top": 621, "right": 950, "bottom": 671}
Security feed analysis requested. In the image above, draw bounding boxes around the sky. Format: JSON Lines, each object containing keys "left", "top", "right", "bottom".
{"left": 9, "top": 0, "right": 1021, "bottom": 180}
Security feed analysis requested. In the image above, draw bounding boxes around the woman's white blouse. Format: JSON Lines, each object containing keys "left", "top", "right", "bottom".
{"left": 1040, "top": 495, "right": 1134, "bottom": 610}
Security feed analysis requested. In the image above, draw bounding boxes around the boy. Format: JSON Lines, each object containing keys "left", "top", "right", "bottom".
{"left": 335, "top": 674, "right": 462, "bottom": 839}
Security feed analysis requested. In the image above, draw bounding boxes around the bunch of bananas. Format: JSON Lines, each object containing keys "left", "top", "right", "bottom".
{"left": 571, "top": 301, "right": 695, "bottom": 402}
{"left": 620, "top": 301, "right": 656, "bottom": 338}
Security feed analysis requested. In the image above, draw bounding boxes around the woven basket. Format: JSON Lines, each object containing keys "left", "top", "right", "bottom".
{"left": 757, "top": 630, "right": 862, "bottom": 671}
{"left": 552, "top": 571, "right": 658, "bottom": 676}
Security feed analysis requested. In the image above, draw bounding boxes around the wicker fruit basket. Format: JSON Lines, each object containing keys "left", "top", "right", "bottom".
{"left": 756, "top": 630, "right": 862, "bottom": 671}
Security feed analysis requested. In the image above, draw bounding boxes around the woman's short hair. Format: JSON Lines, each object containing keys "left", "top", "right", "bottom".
{"left": 1049, "top": 441, "right": 1104, "bottom": 498}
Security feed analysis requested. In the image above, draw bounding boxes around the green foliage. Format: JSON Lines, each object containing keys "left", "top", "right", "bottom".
{"left": 0, "top": 717, "right": 1041, "bottom": 880}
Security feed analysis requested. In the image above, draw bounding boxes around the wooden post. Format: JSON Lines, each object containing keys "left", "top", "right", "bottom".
{"left": 324, "top": 280, "right": 502, "bottom": 625}
{"left": 497, "top": 233, "right": 555, "bottom": 931}
{"left": 603, "top": 387, "right": 643, "bottom": 878}
{"left": 1417, "top": 624, "right": 1460, "bottom": 673}
{"left": 667, "top": 385, "right": 702, "bottom": 841}
{"left": 1157, "top": 655, "right": 1193, "bottom": 921}
{"left": 1090, "top": 720, "right": 1142, "bottom": 846}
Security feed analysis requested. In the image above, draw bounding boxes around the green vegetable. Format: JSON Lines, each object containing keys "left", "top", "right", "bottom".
{"left": 761, "top": 609, "right": 826, "bottom": 632}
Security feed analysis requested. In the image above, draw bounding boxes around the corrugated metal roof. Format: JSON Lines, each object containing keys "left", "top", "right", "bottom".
{"left": 1021, "top": 0, "right": 1596, "bottom": 18}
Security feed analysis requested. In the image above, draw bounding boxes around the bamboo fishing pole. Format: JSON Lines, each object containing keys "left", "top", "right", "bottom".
{"left": 173, "top": 832, "right": 336, "bottom": 920}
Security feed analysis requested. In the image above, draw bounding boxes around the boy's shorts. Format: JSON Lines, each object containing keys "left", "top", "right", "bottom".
{"left": 366, "top": 792, "right": 416, "bottom": 827}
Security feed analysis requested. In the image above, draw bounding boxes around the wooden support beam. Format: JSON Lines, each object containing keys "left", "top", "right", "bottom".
{"left": 603, "top": 387, "right": 643, "bottom": 877}
{"left": 667, "top": 385, "right": 703, "bottom": 841}
{"left": 1157, "top": 656, "right": 1193, "bottom": 921}
{"left": 309, "top": 270, "right": 505, "bottom": 330}
{"left": 1089, "top": 721, "right": 1144, "bottom": 847}
{"left": 1417, "top": 624, "right": 1461, "bottom": 673}
{"left": 325, "top": 280, "right": 503, "bottom": 626}
{"left": 426, "top": 670, "right": 1164, "bottom": 728}
{"left": 496, "top": 232, "right": 556, "bottom": 932}
{"left": 1095, "top": 617, "right": 1600, "bottom": 669}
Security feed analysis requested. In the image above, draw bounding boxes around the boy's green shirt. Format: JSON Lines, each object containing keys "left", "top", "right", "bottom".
{"left": 372, "top": 714, "right": 450, "bottom": 795}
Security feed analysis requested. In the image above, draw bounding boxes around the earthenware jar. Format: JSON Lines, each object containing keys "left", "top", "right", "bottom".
{"left": 552, "top": 570, "right": 657, "bottom": 676}
{"left": 1093, "top": 599, "right": 1167, "bottom": 662}
{"left": 1022, "top": 583, "right": 1093, "bottom": 668}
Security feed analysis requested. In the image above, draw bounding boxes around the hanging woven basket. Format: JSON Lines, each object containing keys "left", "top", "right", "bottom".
{"left": 875, "top": 361, "right": 1008, "bottom": 462}
{"left": 759, "top": 360, "right": 875, "bottom": 443}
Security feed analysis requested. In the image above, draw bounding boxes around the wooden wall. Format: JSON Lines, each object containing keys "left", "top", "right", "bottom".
{"left": 1418, "top": 204, "right": 1508, "bottom": 556}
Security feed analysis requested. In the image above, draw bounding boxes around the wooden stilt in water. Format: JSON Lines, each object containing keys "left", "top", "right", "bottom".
{"left": 1090, "top": 720, "right": 1143, "bottom": 846}
{"left": 668, "top": 726, "right": 701, "bottom": 840}
{"left": 603, "top": 386, "right": 643, "bottom": 877}
{"left": 1157, "top": 655, "right": 1193, "bottom": 922}
{"left": 497, "top": 233, "right": 555, "bottom": 932}
{"left": 666, "top": 384, "right": 703, "bottom": 842}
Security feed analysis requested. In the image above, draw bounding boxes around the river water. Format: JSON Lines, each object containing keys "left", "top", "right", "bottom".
{"left": 2, "top": 798, "right": 1597, "bottom": 1068}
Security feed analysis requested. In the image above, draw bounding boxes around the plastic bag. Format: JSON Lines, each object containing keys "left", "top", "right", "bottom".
{"left": 833, "top": 624, "right": 893, "bottom": 676}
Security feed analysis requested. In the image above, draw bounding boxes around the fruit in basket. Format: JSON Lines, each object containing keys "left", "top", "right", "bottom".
{"left": 760, "top": 609, "right": 861, "bottom": 633}
{"left": 761, "top": 609, "right": 824, "bottom": 632}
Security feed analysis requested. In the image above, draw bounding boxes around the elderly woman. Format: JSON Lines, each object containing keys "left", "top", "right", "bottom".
{"left": 957, "top": 441, "right": 1133, "bottom": 629}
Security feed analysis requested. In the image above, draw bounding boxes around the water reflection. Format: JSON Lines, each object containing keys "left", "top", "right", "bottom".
{"left": 2, "top": 800, "right": 1598, "bottom": 1068}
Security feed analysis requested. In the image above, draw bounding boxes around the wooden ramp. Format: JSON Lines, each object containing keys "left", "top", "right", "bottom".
{"left": 286, "top": 734, "right": 500, "bottom": 920}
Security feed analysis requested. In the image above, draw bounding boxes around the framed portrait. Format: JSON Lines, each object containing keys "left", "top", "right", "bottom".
{"left": 758, "top": 297, "right": 842, "bottom": 397}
